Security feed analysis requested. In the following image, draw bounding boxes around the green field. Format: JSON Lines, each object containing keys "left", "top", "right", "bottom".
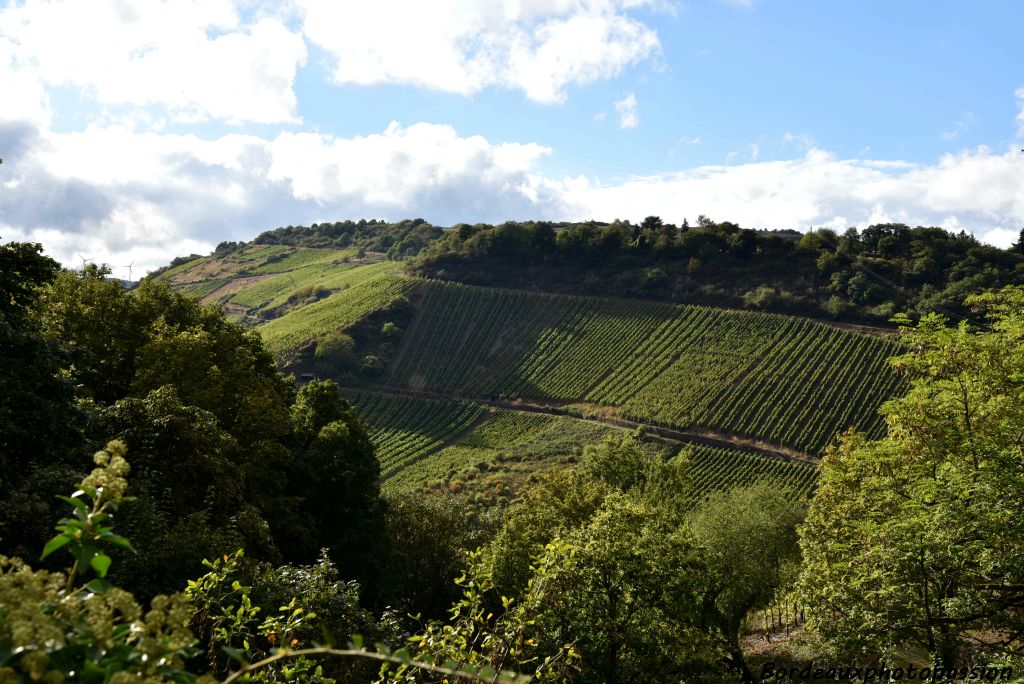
{"left": 227, "top": 259, "right": 394, "bottom": 313}
{"left": 256, "top": 272, "right": 418, "bottom": 354}
{"left": 383, "top": 281, "right": 903, "bottom": 454}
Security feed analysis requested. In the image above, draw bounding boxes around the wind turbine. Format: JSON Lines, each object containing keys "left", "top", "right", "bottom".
{"left": 120, "top": 260, "right": 135, "bottom": 282}
{"left": 75, "top": 253, "right": 94, "bottom": 270}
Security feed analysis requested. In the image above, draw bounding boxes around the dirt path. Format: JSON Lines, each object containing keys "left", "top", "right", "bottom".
{"left": 356, "top": 383, "right": 819, "bottom": 466}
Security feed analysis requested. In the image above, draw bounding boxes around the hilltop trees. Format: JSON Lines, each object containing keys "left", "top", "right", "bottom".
{"left": 799, "top": 286, "right": 1024, "bottom": 669}
{"left": 410, "top": 220, "right": 1024, "bottom": 323}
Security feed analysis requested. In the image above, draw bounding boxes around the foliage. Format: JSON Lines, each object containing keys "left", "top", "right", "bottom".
{"left": 409, "top": 219, "right": 1024, "bottom": 324}
{"left": 798, "top": 286, "right": 1024, "bottom": 669}
{"left": 283, "top": 381, "right": 389, "bottom": 603}
{"left": 12, "top": 264, "right": 390, "bottom": 606}
{"left": 313, "top": 333, "right": 357, "bottom": 371}
{"left": 379, "top": 546, "right": 581, "bottom": 684}
{"left": 688, "top": 481, "right": 806, "bottom": 678}
{"left": 549, "top": 495, "right": 726, "bottom": 684}
{"left": 0, "top": 240, "right": 81, "bottom": 493}
{"left": 35, "top": 266, "right": 294, "bottom": 428}
{"left": 2, "top": 439, "right": 517, "bottom": 684}
{"left": 0, "top": 441, "right": 206, "bottom": 684}
{"left": 90, "top": 386, "right": 255, "bottom": 597}
{"left": 252, "top": 219, "right": 443, "bottom": 260}
{"left": 485, "top": 470, "right": 611, "bottom": 602}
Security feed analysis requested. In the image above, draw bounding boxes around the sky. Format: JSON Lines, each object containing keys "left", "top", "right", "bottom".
{"left": 2, "top": 0, "right": 1023, "bottom": 277}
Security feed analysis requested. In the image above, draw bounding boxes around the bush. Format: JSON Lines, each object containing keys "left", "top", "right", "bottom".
{"left": 314, "top": 333, "right": 357, "bottom": 370}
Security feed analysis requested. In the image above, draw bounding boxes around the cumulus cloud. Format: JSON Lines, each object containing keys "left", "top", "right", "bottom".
{"left": 0, "top": 0, "right": 307, "bottom": 124}
{"left": 565, "top": 146, "right": 1024, "bottom": 246}
{"left": 298, "top": 0, "right": 661, "bottom": 104}
{"left": 0, "top": 121, "right": 567, "bottom": 273}
{"left": 614, "top": 92, "right": 639, "bottom": 128}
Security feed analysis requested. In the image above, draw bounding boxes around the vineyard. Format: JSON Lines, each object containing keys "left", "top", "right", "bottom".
{"left": 346, "top": 390, "right": 817, "bottom": 501}
{"left": 684, "top": 444, "right": 817, "bottom": 499}
{"left": 227, "top": 259, "right": 395, "bottom": 314}
{"left": 382, "top": 281, "right": 904, "bottom": 454}
{"left": 343, "top": 389, "right": 487, "bottom": 479}
{"left": 150, "top": 243, "right": 906, "bottom": 500}
{"left": 256, "top": 272, "right": 418, "bottom": 354}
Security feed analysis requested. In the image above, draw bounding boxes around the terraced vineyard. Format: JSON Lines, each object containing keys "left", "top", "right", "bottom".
{"left": 384, "top": 408, "right": 613, "bottom": 493}
{"left": 228, "top": 260, "right": 396, "bottom": 314}
{"left": 257, "top": 273, "right": 418, "bottom": 354}
{"left": 383, "top": 281, "right": 904, "bottom": 454}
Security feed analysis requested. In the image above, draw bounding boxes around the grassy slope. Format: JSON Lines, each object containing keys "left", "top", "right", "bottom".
{"left": 229, "top": 260, "right": 394, "bottom": 312}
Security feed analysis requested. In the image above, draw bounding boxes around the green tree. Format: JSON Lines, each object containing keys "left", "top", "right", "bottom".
{"left": 286, "top": 381, "right": 388, "bottom": 603}
{"left": 689, "top": 482, "right": 805, "bottom": 679}
{"left": 0, "top": 240, "right": 80, "bottom": 481}
{"left": 314, "top": 332, "right": 357, "bottom": 372}
{"left": 551, "top": 494, "right": 724, "bottom": 684}
{"left": 486, "top": 469, "right": 609, "bottom": 599}
{"left": 799, "top": 287, "right": 1024, "bottom": 669}
{"left": 384, "top": 495, "right": 476, "bottom": 619}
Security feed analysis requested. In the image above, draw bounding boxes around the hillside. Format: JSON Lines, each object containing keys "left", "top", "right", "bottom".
{"left": 151, "top": 237, "right": 909, "bottom": 501}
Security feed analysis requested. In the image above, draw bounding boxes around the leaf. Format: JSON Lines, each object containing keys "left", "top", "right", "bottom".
{"left": 347, "top": 634, "right": 364, "bottom": 650}
{"left": 90, "top": 553, "right": 112, "bottom": 578}
{"left": 40, "top": 534, "right": 72, "bottom": 560}
{"left": 99, "top": 533, "right": 135, "bottom": 552}
{"left": 86, "top": 578, "right": 111, "bottom": 594}
{"left": 56, "top": 495, "right": 88, "bottom": 514}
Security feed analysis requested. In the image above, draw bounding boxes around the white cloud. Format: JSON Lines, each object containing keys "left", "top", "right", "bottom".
{"left": 0, "top": 0, "right": 307, "bottom": 124}
{"left": 297, "top": 0, "right": 660, "bottom": 104}
{"left": 0, "top": 38, "right": 50, "bottom": 126}
{"left": 614, "top": 92, "right": 639, "bottom": 128}
{"left": 0, "top": 120, "right": 565, "bottom": 273}
{"left": 564, "top": 146, "right": 1024, "bottom": 238}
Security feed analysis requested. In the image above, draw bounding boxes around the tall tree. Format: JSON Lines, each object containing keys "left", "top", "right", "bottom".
{"left": 799, "top": 287, "right": 1024, "bottom": 669}
{"left": 0, "top": 239, "right": 78, "bottom": 481}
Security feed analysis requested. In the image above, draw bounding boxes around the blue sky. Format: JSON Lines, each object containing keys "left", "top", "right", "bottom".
{"left": 1, "top": 0, "right": 1023, "bottom": 275}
